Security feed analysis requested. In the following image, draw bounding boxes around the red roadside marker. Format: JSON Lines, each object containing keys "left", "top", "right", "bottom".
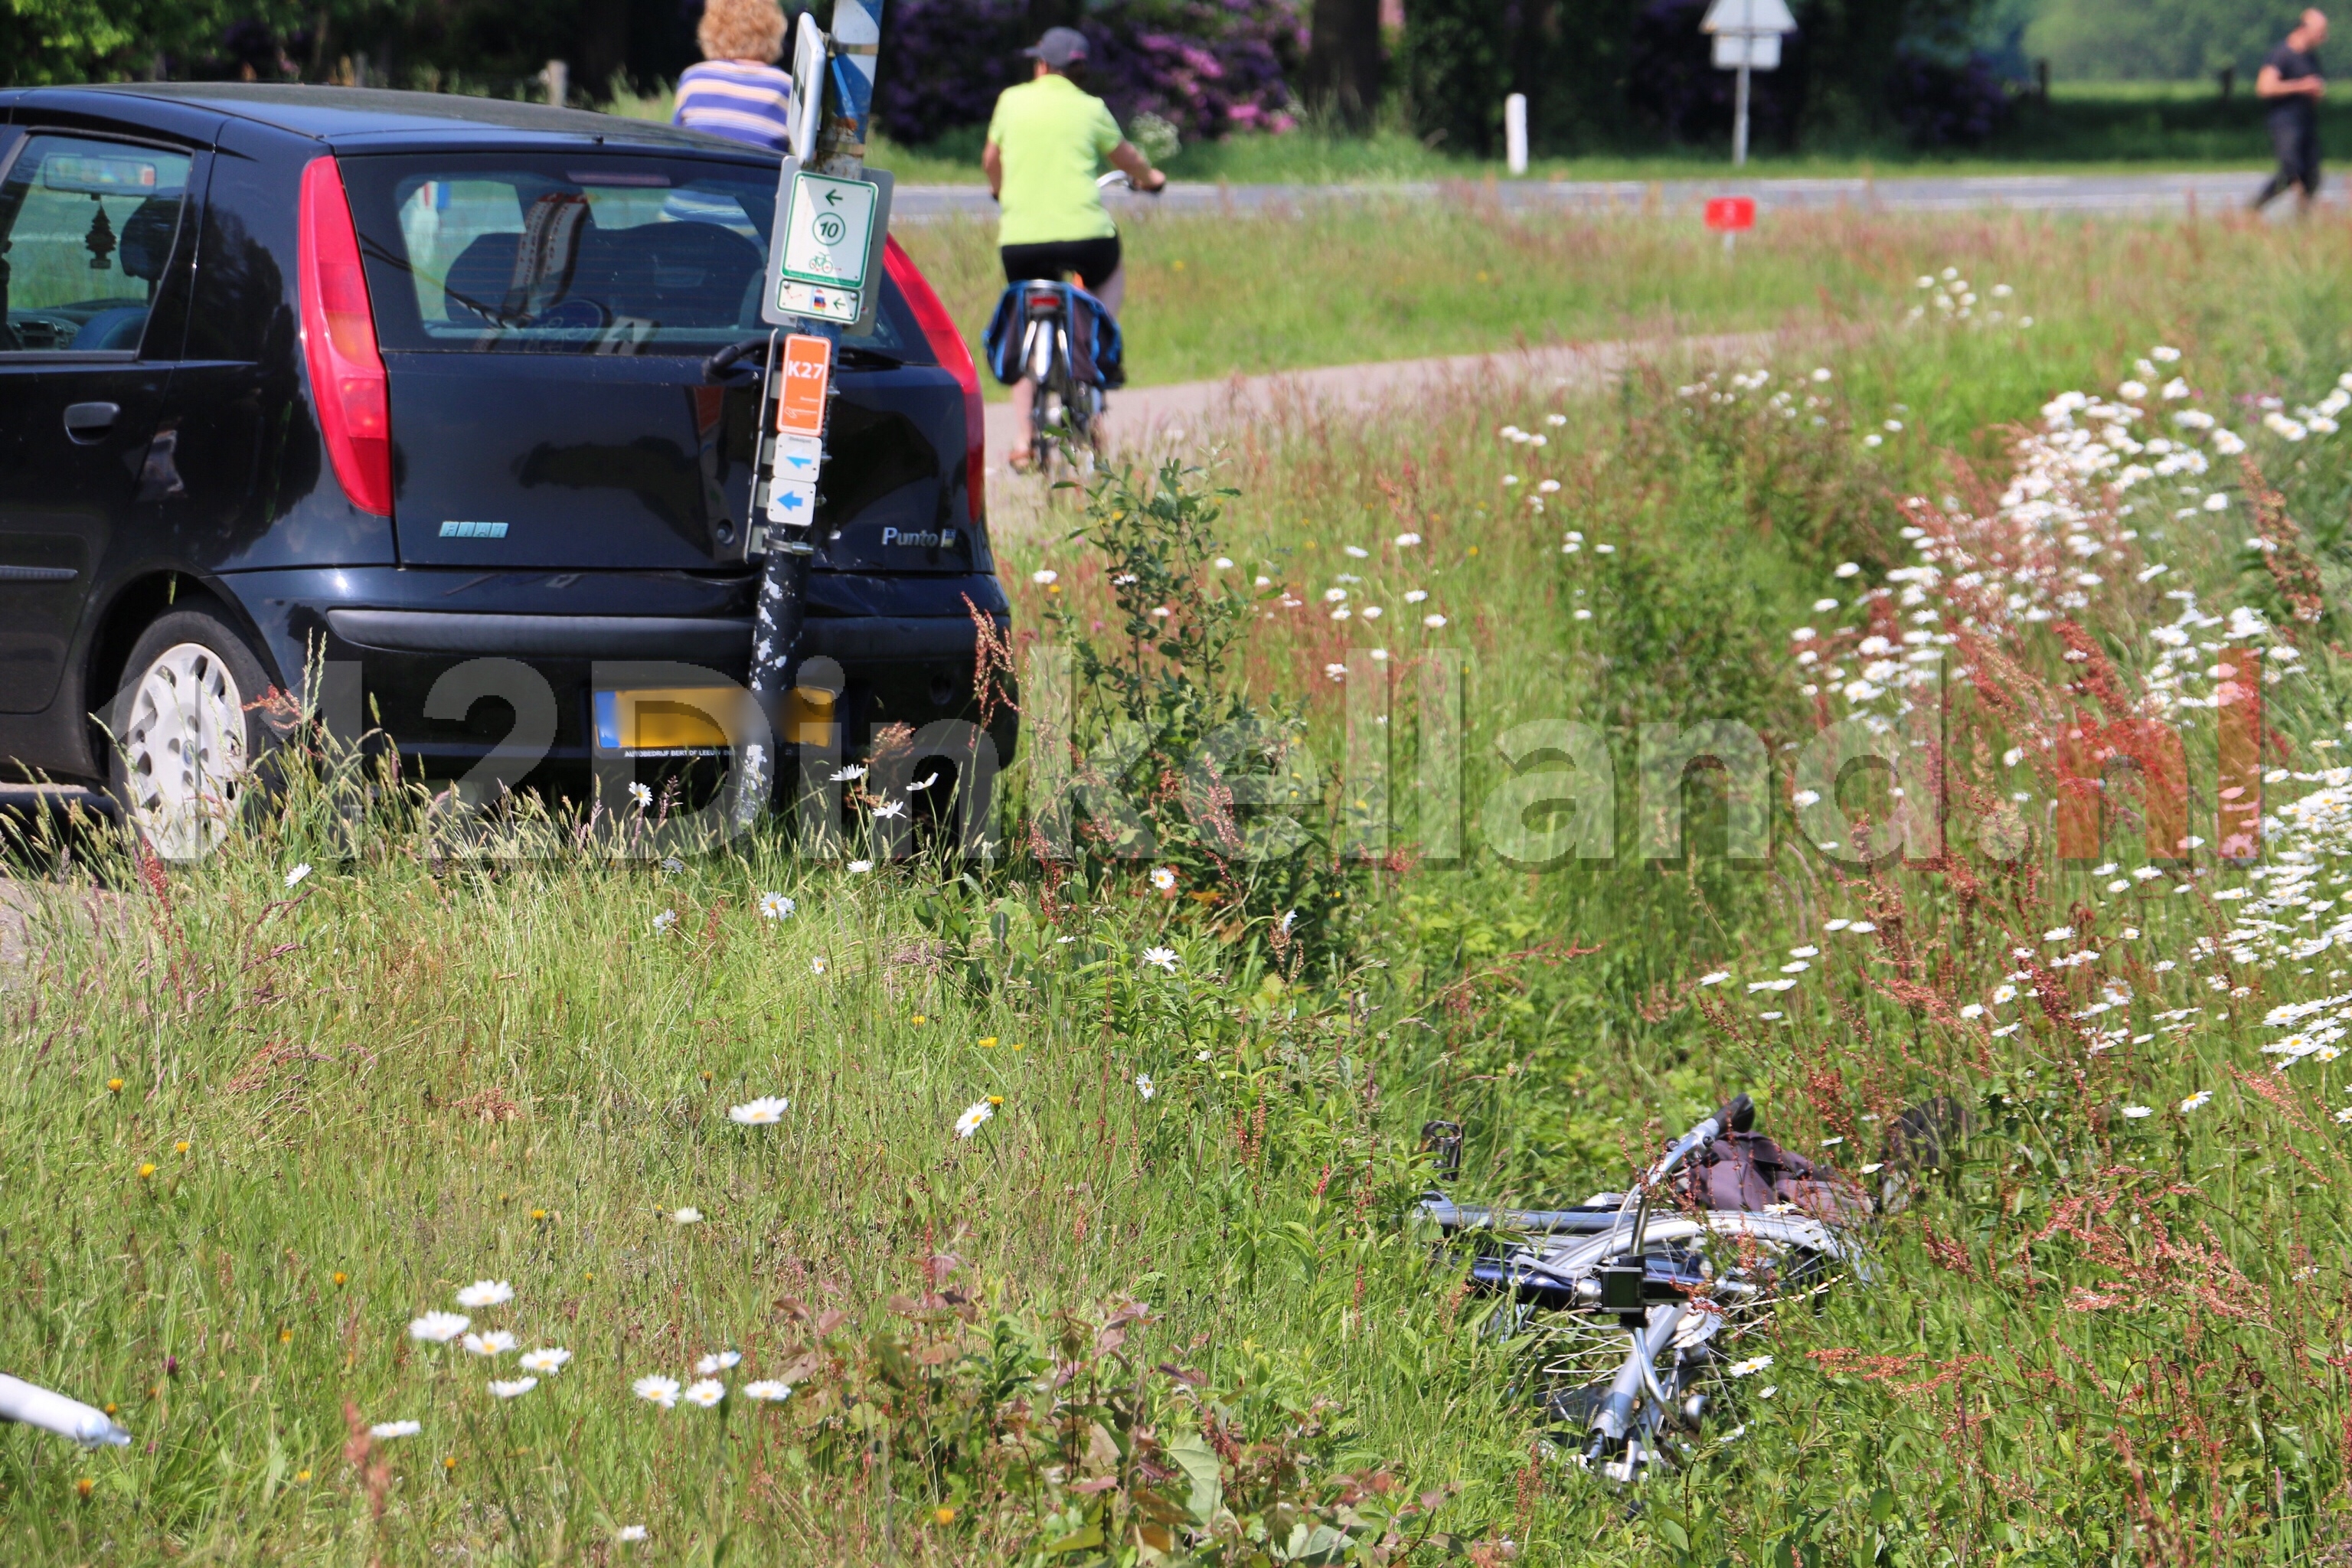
{"left": 1704, "top": 196, "right": 1757, "bottom": 232}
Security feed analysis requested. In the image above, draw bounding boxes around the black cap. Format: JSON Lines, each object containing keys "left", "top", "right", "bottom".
{"left": 1024, "top": 26, "right": 1089, "bottom": 67}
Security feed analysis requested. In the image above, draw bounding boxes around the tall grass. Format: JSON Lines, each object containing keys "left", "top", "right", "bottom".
{"left": 16, "top": 208, "right": 2352, "bottom": 1560}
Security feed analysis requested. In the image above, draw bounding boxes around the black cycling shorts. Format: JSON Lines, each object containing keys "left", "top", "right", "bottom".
{"left": 1001, "top": 235, "right": 1122, "bottom": 292}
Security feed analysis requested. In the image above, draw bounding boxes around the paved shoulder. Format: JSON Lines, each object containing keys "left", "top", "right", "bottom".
{"left": 901, "top": 168, "right": 2284, "bottom": 223}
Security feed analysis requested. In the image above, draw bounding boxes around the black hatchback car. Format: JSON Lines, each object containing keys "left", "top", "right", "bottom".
{"left": 0, "top": 83, "right": 1008, "bottom": 853}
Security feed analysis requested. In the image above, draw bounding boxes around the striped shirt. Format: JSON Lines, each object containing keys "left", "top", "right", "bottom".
{"left": 673, "top": 60, "right": 795, "bottom": 152}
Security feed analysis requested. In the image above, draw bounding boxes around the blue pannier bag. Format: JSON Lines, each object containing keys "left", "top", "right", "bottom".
{"left": 982, "top": 280, "right": 1125, "bottom": 391}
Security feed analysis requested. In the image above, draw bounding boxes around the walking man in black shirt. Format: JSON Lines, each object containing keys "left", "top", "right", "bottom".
{"left": 2255, "top": 8, "right": 2330, "bottom": 212}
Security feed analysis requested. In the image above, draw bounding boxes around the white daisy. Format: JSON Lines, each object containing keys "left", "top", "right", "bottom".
{"left": 409, "top": 1312, "right": 470, "bottom": 1344}
{"left": 1728, "top": 1355, "right": 1772, "bottom": 1377}
{"left": 954, "top": 1100, "right": 995, "bottom": 1138}
{"left": 455, "top": 1280, "right": 514, "bottom": 1309}
{"left": 285, "top": 863, "right": 312, "bottom": 888}
{"left": 518, "top": 1348, "right": 572, "bottom": 1374}
{"left": 619, "top": 1526, "right": 648, "bottom": 1543}
{"left": 848, "top": 860, "right": 874, "bottom": 874}
{"left": 627, "top": 780, "right": 652, "bottom": 808}
{"left": 729, "top": 1096, "right": 790, "bottom": 1125}
{"left": 461, "top": 1331, "right": 517, "bottom": 1357}
{"left": 811, "top": 956, "right": 830, "bottom": 975}
{"left": 1142, "top": 946, "right": 1179, "bottom": 972}
{"left": 1424, "top": 613, "right": 1447, "bottom": 628}
{"left": 872, "top": 799, "right": 907, "bottom": 819}
{"left": 2180, "top": 1090, "right": 2213, "bottom": 1112}
{"left": 1149, "top": 867, "right": 1177, "bottom": 891}
{"left": 1135, "top": 1073, "right": 1155, "bottom": 1100}
{"left": 1031, "top": 568, "right": 1058, "bottom": 585}
{"left": 695, "top": 1351, "right": 742, "bottom": 1376}
{"left": 369, "top": 1419, "right": 421, "bottom": 1439}
{"left": 671, "top": 1207, "right": 704, "bottom": 1224}
{"left": 830, "top": 764, "right": 867, "bottom": 782}
{"left": 760, "top": 892, "right": 795, "bottom": 920}
{"left": 1699, "top": 971, "right": 1730, "bottom": 985}
{"left": 683, "top": 1379, "right": 726, "bottom": 1409}
{"left": 2121, "top": 1106, "right": 2154, "bottom": 1119}
{"left": 652, "top": 910, "right": 678, "bottom": 934}
{"left": 743, "top": 1380, "right": 793, "bottom": 1401}
{"left": 488, "top": 1377, "right": 537, "bottom": 1399}
{"left": 632, "top": 1376, "right": 681, "bottom": 1409}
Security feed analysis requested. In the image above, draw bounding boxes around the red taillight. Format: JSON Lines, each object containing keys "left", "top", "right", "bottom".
{"left": 297, "top": 156, "right": 393, "bottom": 518}
{"left": 885, "top": 236, "right": 984, "bottom": 527}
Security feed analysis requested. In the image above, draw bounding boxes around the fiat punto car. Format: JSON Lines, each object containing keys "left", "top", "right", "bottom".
{"left": 0, "top": 83, "right": 1006, "bottom": 848}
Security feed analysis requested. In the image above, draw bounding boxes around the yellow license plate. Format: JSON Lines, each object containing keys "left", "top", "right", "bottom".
{"left": 593, "top": 688, "right": 739, "bottom": 756}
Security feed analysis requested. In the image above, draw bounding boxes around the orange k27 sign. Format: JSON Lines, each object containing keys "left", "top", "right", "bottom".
{"left": 776, "top": 334, "right": 832, "bottom": 436}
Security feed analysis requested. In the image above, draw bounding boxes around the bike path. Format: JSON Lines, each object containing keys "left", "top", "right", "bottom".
{"left": 981, "top": 331, "right": 1771, "bottom": 514}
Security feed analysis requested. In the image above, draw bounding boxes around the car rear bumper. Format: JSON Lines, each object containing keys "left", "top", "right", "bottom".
{"left": 218, "top": 567, "right": 1017, "bottom": 781}
{"left": 320, "top": 609, "right": 991, "bottom": 666}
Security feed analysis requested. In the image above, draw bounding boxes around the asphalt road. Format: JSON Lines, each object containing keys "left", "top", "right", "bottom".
{"left": 900, "top": 168, "right": 2298, "bottom": 223}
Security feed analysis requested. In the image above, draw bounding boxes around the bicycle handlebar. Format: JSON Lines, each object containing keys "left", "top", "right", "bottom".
{"left": 1637, "top": 1093, "right": 1751, "bottom": 1191}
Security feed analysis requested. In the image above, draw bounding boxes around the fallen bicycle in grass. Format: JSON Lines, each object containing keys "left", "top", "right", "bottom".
{"left": 1416, "top": 1094, "right": 1874, "bottom": 1483}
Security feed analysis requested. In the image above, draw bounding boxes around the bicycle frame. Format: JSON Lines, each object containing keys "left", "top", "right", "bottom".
{"left": 1013, "top": 286, "right": 1101, "bottom": 476}
{"left": 1417, "top": 1094, "right": 1857, "bottom": 1483}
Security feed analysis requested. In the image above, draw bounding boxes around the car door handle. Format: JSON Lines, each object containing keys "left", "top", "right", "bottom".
{"left": 63, "top": 402, "right": 119, "bottom": 443}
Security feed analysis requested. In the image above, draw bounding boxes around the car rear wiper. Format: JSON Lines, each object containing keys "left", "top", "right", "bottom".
{"left": 701, "top": 336, "right": 903, "bottom": 385}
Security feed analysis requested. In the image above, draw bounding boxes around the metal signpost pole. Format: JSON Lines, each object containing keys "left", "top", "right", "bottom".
{"left": 733, "top": 0, "right": 889, "bottom": 834}
{"left": 1700, "top": 0, "right": 1792, "bottom": 174}
{"left": 1732, "top": 54, "right": 1750, "bottom": 168}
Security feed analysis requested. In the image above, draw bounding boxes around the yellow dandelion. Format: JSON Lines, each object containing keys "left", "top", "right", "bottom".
{"left": 137, "top": 1163, "right": 156, "bottom": 1180}
{"left": 103, "top": 1403, "right": 116, "bottom": 1416}
{"left": 1010, "top": 1042, "right": 1024, "bottom": 1052}
{"left": 294, "top": 1468, "right": 312, "bottom": 1484}
{"left": 443, "top": 1456, "right": 457, "bottom": 1472}
{"left": 279, "top": 1329, "right": 292, "bottom": 1344}
{"left": 934, "top": 1506, "right": 957, "bottom": 1524}
{"left": 174, "top": 1140, "right": 190, "bottom": 1154}
{"left": 332, "top": 1272, "right": 348, "bottom": 1286}
{"left": 531, "top": 1208, "right": 549, "bottom": 1222}
{"left": 986, "top": 1095, "right": 1003, "bottom": 1106}
{"left": 978, "top": 1037, "right": 998, "bottom": 1048}
{"left": 913, "top": 1014, "right": 926, "bottom": 1025}
{"left": 106, "top": 1078, "right": 124, "bottom": 1094}
{"left": 76, "top": 1478, "right": 93, "bottom": 1499}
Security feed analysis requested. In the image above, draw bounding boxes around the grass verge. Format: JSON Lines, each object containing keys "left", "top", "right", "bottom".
{"left": 15, "top": 210, "right": 2352, "bottom": 1560}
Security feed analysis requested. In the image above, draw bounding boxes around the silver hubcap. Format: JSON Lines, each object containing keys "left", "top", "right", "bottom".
{"left": 120, "top": 642, "right": 249, "bottom": 861}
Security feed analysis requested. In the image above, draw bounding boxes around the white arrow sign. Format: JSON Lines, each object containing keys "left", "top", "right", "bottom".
{"left": 1700, "top": 0, "right": 1795, "bottom": 33}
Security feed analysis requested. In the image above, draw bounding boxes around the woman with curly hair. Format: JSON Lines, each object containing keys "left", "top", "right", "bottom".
{"left": 673, "top": 0, "right": 797, "bottom": 151}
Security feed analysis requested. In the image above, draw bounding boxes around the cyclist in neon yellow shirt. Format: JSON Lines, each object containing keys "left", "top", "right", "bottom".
{"left": 983, "top": 28, "right": 1165, "bottom": 468}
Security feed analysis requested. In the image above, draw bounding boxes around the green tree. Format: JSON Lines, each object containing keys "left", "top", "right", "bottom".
{"left": 2024, "top": 0, "right": 2292, "bottom": 80}
{"left": 0, "top": 0, "right": 695, "bottom": 100}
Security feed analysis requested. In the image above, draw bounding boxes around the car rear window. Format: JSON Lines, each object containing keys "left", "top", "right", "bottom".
{"left": 340, "top": 152, "right": 928, "bottom": 361}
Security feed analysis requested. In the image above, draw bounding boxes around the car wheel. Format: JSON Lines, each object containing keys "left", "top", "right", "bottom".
{"left": 106, "top": 606, "right": 278, "bottom": 862}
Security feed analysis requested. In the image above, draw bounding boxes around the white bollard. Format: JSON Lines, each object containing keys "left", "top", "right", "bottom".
{"left": 1504, "top": 93, "right": 1528, "bottom": 176}
{"left": 544, "top": 59, "right": 568, "bottom": 109}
